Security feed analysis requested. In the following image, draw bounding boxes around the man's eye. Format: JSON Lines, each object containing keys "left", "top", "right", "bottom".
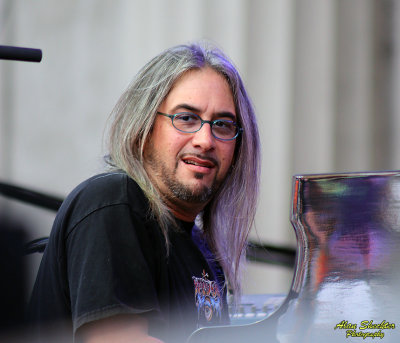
{"left": 175, "top": 113, "right": 198, "bottom": 122}
{"left": 214, "top": 121, "right": 226, "bottom": 128}
{"left": 214, "top": 120, "right": 232, "bottom": 128}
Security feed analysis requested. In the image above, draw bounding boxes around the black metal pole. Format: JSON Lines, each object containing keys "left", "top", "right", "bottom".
{"left": 0, "top": 45, "right": 42, "bottom": 62}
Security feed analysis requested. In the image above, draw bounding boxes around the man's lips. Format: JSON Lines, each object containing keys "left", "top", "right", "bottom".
{"left": 180, "top": 155, "right": 218, "bottom": 172}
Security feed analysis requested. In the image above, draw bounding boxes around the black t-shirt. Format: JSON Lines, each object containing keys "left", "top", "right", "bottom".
{"left": 27, "top": 172, "right": 229, "bottom": 342}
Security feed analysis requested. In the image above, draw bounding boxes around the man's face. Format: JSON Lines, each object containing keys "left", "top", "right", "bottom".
{"left": 143, "top": 67, "right": 237, "bottom": 211}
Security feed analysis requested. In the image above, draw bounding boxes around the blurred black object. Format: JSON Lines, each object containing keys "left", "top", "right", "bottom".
{"left": 0, "top": 181, "right": 63, "bottom": 211}
{"left": 24, "top": 237, "right": 49, "bottom": 254}
{"left": 0, "top": 214, "right": 27, "bottom": 331}
{"left": 0, "top": 45, "right": 42, "bottom": 62}
{"left": 247, "top": 242, "right": 296, "bottom": 268}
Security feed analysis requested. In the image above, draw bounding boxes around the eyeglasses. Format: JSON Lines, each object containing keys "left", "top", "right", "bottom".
{"left": 157, "top": 112, "right": 242, "bottom": 141}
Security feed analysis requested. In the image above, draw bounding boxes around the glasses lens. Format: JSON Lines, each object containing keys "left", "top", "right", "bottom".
{"left": 172, "top": 112, "right": 240, "bottom": 140}
{"left": 212, "top": 120, "right": 238, "bottom": 139}
{"left": 173, "top": 113, "right": 201, "bottom": 132}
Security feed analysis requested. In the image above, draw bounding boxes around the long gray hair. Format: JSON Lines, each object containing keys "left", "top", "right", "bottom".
{"left": 106, "top": 42, "right": 260, "bottom": 302}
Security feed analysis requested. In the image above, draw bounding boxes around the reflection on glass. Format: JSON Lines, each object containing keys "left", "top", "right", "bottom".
{"left": 278, "top": 172, "right": 400, "bottom": 343}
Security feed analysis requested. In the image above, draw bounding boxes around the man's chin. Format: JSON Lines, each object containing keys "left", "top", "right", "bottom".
{"left": 170, "top": 182, "right": 214, "bottom": 204}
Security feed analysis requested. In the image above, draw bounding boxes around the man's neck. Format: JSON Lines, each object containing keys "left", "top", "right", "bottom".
{"left": 164, "top": 197, "right": 206, "bottom": 222}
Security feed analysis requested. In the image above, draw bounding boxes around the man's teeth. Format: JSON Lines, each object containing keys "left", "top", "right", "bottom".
{"left": 184, "top": 160, "right": 208, "bottom": 167}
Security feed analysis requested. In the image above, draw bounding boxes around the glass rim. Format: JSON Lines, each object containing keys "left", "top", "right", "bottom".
{"left": 157, "top": 111, "right": 242, "bottom": 141}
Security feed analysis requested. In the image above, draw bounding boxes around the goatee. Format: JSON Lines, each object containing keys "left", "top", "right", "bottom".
{"left": 164, "top": 171, "right": 217, "bottom": 203}
{"left": 144, "top": 143, "right": 222, "bottom": 204}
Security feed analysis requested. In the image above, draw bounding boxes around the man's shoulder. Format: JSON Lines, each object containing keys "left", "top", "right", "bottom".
{"left": 69, "top": 171, "right": 138, "bottom": 201}
{"left": 58, "top": 171, "right": 147, "bottom": 224}
{"left": 75, "top": 171, "right": 132, "bottom": 195}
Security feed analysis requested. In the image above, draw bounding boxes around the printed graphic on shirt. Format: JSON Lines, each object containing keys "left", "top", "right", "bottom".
{"left": 192, "top": 270, "right": 223, "bottom": 323}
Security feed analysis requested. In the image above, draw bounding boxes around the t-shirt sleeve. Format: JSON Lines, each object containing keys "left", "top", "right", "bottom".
{"left": 65, "top": 203, "right": 161, "bottom": 333}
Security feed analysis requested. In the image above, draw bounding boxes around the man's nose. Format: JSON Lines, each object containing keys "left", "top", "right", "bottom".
{"left": 191, "top": 123, "right": 216, "bottom": 150}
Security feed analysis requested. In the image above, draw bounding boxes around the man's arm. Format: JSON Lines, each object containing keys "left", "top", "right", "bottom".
{"left": 76, "top": 314, "right": 164, "bottom": 343}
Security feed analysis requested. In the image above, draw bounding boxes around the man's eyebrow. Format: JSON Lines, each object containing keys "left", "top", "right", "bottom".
{"left": 171, "top": 103, "right": 237, "bottom": 120}
{"left": 171, "top": 103, "right": 200, "bottom": 113}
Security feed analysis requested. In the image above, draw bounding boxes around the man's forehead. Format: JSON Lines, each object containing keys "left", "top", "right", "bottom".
{"left": 160, "top": 67, "right": 236, "bottom": 116}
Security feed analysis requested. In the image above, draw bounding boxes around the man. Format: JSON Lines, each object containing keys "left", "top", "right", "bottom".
{"left": 28, "top": 42, "right": 260, "bottom": 343}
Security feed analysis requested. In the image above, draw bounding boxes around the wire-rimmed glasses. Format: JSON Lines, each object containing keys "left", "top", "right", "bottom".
{"left": 157, "top": 112, "right": 242, "bottom": 141}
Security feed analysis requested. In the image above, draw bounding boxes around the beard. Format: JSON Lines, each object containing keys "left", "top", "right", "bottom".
{"left": 144, "top": 143, "right": 222, "bottom": 204}
{"left": 163, "top": 169, "right": 217, "bottom": 203}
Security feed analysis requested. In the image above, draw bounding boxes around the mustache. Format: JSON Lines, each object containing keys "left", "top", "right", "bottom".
{"left": 178, "top": 153, "right": 219, "bottom": 167}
